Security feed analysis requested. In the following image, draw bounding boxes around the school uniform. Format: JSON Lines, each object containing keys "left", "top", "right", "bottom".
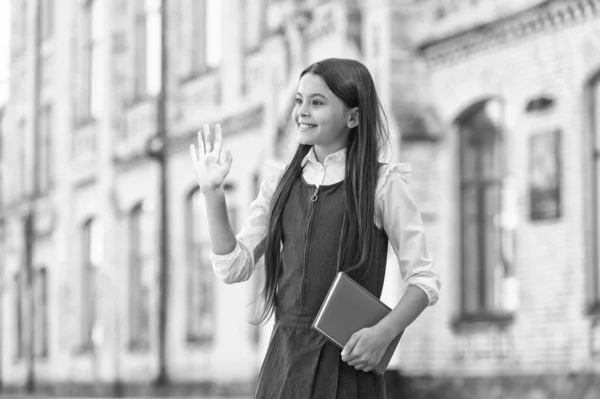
{"left": 211, "top": 147, "right": 440, "bottom": 399}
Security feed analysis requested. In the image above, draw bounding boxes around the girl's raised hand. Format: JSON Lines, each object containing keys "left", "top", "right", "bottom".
{"left": 189, "top": 124, "right": 233, "bottom": 193}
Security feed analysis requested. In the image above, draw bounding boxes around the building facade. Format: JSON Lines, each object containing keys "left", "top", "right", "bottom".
{"left": 386, "top": 0, "right": 600, "bottom": 398}
{"left": 0, "top": 0, "right": 429, "bottom": 395}
{"left": 7, "top": 0, "right": 600, "bottom": 397}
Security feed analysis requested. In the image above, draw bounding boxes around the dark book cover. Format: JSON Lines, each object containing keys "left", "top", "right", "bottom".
{"left": 312, "top": 272, "right": 403, "bottom": 375}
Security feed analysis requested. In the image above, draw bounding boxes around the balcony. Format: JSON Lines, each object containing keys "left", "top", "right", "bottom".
{"left": 424, "top": 0, "right": 545, "bottom": 43}
{"left": 114, "top": 98, "right": 158, "bottom": 164}
{"left": 242, "top": 50, "right": 267, "bottom": 99}
{"left": 71, "top": 122, "right": 98, "bottom": 186}
{"left": 176, "top": 72, "right": 221, "bottom": 134}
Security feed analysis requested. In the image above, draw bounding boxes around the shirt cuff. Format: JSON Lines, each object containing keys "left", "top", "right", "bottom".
{"left": 210, "top": 243, "right": 241, "bottom": 265}
{"left": 406, "top": 281, "right": 440, "bottom": 307}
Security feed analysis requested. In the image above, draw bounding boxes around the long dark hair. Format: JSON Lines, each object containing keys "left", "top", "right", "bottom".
{"left": 255, "top": 58, "right": 390, "bottom": 324}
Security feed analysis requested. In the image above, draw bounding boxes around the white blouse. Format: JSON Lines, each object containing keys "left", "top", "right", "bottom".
{"left": 210, "top": 147, "right": 441, "bottom": 306}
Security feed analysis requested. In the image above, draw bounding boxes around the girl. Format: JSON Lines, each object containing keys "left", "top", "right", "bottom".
{"left": 189, "top": 58, "right": 440, "bottom": 399}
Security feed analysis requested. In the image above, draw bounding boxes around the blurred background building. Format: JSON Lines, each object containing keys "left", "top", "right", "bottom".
{"left": 1, "top": 0, "right": 600, "bottom": 398}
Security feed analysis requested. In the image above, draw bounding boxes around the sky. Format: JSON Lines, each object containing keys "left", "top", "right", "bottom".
{"left": 0, "top": 0, "right": 10, "bottom": 106}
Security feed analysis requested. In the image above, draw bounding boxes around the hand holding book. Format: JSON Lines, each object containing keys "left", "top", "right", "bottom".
{"left": 340, "top": 324, "right": 398, "bottom": 373}
{"left": 312, "top": 272, "right": 403, "bottom": 375}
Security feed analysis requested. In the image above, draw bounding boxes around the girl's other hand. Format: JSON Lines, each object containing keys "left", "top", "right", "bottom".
{"left": 340, "top": 326, "right": 391, "bottom": 373}
{"left": 190, "top": 124, "right": 233, "bottom": 193}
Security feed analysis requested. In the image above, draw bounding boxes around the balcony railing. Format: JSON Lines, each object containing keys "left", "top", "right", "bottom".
{"left": 71, "top": 122, "right": 98, "bottom": 185}
{"left": 115, "top": 98, "right": 158, "bottom": 162}
{"left": 175, "top": 72, "right": 221, "bottom": 134}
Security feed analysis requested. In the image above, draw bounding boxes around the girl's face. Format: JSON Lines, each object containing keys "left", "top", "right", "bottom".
{"left": 293, "top": 73, "right": 357, "bottom": 160}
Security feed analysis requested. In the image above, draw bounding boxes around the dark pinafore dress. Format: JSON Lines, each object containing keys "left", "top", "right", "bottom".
{"left": 254, "top": 172, "right": 390, "bottom": 399}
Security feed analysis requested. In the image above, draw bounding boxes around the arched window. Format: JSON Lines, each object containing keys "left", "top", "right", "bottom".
{"left": 588, "top": 77, "right": 600, "bottom": 310}
{"left": 81, "top": 218, "right": 102, "bottom": 350}
{"left": 179, "top": 0, "right": 222, "bottom": 78}
{"left": 35, "top": 267, "right": 49, "bottom": 358}
{"left": 134, "top": 0, "right": 161, "bottom": 97}
{"left": 129, "top": 202, "right": 151, "bottom": 350}
{"left": 456, "top": 99, "right": 513, "bottom": 318}
{"left": 185, "top": 189, "right": 214, "bottom": 344}
{"left": 14, "top": 271, "right": 24, "bottom": 358}
{"left": 185, "top": 184, "right": 237, "bottom": 344}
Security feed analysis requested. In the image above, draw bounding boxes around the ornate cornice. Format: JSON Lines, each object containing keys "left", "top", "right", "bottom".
{"left": 419, "top": 0, "right": 600, "bottom": 67}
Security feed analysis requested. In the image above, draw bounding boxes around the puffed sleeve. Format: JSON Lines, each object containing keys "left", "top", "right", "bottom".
{"left": 375, "top": 163, "right": 441, "bottom": 306}
{"left": 210, "top": 161, "right": 286, "bottom": 284}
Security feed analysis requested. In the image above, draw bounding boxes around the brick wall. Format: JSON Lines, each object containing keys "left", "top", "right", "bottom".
{"left": 395, "top": 0, "right": 600, "bottom": 388}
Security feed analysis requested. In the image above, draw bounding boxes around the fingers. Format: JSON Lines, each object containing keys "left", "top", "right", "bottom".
{"left": 214, "top": 124, "right": 223, "bottom": 159}
{"left": 341, "top": 331, "right": 376, "bottom": 372}
{"left": 341, "top": 333, "right": 360, "bottom": 358}
{"left": 197, "top": 124, "right": 227, "bottom": 162}
{"left": 348, "top": 356, "right": 374, "bottom": 372}
{"left": 203, "top": 124, "right": 213, "bottom": 153}
{"left": 189, "top": 144, "right": 198, "bottom": 164}
{"left": 222, "top": 149, "right": 233, "bottom": 168}
{"left": 198, "top": 128, "right": 206, "bottom": 155}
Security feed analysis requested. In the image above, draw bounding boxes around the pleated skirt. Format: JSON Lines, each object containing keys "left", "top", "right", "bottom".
{"left": 253, "top": 313, "right": 386, "bottom": 399}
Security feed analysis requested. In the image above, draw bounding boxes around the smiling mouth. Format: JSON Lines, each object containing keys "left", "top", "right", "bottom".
{"left": 298, "top": 123, "right": 317, "bottom": 131}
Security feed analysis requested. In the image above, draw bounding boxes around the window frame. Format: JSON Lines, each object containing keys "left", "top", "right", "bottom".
{"left": 586, "top": 75, "right": 600, "bottom": 313}
{"left": 78, "top": 0, "right": 103, "bottom": 122}
{"left": 128, "top": 203, "right": 151, "bottom": 351}
{"left": 41, "top": 0, "right": 54, "bottom": 39}
{"left": 184, "top": 184, "right": 236, "bottom": 345}
{"left": 179, "top": 0, "right": 223, "bottom": 82}
{"left": 80, "top": 218, "right": 98, "bottom": 352}
{"left": 454, "top": 99, "right": 515, "bottom": 327}
{"left": 34, "top": 267, "right": 49, "bottom": 358}
{"left": 37, "top": 104, "right": 53, "bottom": 193}
{"left": 185, "top": 188, "right": 214, "bottom": 345}
{"left": 14, "top": 271, "right": 24, "bottom": 359}
{"left": 133, "top": 0, "right": 162, "bottom": 99}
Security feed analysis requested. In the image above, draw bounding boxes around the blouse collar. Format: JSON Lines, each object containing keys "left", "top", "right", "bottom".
{"left": 301, "top": 147, "right": 347, "bottom": 167}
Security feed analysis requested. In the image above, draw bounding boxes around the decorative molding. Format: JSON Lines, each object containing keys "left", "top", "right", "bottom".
{"left": 419, "top": 0, "right": 600, "bottom": 67}
{"left": 167, "top": 105, "right": 265, "bottom": 156}
{"left": 454, "top": 324, "right": 515, "bottom": 361}
{"left": 590, "top": 318, "right": 600, "bottom": 356}
{"left": 306, "top": 7, "right": 337, "bottom": 43}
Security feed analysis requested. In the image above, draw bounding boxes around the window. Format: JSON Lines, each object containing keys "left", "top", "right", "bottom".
{"left": 81, "top": 218, "right": 102, "bottom": 350}
{"left": 41, "top": 0, "right": 54, "bottom": 39}
{"left": 13, "top": 0, "right": 27, "bottom": 56}
{"left": 181, "top": 0, "right": 222, "bottom": 77}
{"left": 129, "top": 202, "right": 152, "bottom": 350}
{"left": 589, "top": 79, "right": 600, "bottom": 309}
{"left": 185, "top": 185, "right": 236, "bottom": 344}
{"left": 19, "top": 119, "right": 26, "bottom": 198}
{"left": 34, "top": 268, "right": 49, "bottom": 358}
{"left": 38, "top": 105, "right": 53, "bottom": 193}
{"left": 14, "top": 271, "right": 24, "bottom": 358}
{"left": 185, "top": 189, "right": 214, "bottom": 344}
{"left": 134, "top": 0, "right": 161, "bottom": 98}
{"left": 457, "top": 99, "right": 513, "bottom": 319}
{"left": 242, "top": 0, "right": 266, "bottom": 52}
{"left": 80, "top": 0, "right": 103, "bottom": 120}
{"left": 205, "top": 0, "right": 222, "bottom": 68}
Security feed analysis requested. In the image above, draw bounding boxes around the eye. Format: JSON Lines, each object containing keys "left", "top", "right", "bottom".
{"left": 312, "top": 100, "right": 323, "bottom": 105}
{"left": 295, "top": 98, "right": 302, "bottom": 105}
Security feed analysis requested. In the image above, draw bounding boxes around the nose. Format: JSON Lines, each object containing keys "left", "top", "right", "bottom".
{"left": 298, "top": 103, "right": 309, "bottom": 118}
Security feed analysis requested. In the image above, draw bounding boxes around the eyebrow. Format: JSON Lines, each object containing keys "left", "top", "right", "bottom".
{"left": 296, "top": 92, "right": 328, "bottom": 99}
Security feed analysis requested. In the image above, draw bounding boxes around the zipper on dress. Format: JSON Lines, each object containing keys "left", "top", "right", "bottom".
{"left": 311, "top": 186, "right": 319, "bottom": 202}
{"left": 300, "top": 186, "right": 319, "bottom": 314}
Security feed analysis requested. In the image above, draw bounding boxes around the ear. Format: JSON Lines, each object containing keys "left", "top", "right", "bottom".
{"left": 346, "top": 107, "right": 359, "bottom": 129}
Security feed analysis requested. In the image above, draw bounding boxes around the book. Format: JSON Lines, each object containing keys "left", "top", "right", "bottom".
{"left": 312, "top": 272, "right": 403, "bottom": 375}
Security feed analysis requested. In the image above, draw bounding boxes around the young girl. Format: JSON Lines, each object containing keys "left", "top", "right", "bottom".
{"left": 190, "top": 58, "right": 440, "bottom": 399}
